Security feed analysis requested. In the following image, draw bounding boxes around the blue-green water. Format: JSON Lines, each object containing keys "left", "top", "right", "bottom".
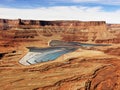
{"left": 20, "top": 40, "right": 110, "bottom": 65}
{"left": 26, "top": 47, "right": 77, "bottom": 65}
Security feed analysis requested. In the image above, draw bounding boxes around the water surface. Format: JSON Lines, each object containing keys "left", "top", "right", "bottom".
{"left": 19, "top": 47, "right": 77, "bottom": 65}
{"left": 19, "top": 40, "right": 110, "bottom": 65}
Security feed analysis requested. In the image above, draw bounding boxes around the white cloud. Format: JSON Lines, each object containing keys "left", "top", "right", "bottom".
{"left": 0, "top": 6, "right": 120, "bottom": 23}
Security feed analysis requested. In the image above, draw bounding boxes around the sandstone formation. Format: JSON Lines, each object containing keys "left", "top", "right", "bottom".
{"left": 0, "top": 18, "right": 119, "bottom": 44}
{"left": 0, "top": 46, "right": 120, "bottom": 90}
{"left": 0, "top": 18, "right": 120, "bottom": 90}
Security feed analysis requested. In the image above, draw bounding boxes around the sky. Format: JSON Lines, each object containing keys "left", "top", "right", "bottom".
{"left": 0, "top": 0, "right": 120, "bottom": 23}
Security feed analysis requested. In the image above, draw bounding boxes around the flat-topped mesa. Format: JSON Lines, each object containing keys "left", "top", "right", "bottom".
{"left": 0, "top": 19, "right": 106, "bottom": 26}
{"left": 1, "top": 18, "right": 118, "bottom": 44}
{"left": 0, "top": 18, "right": 106, "bottom": 30}
{"left": 39, "top": 21, "right": 106, "bottom": 26}
{"left": 0, "top": 19, "right": 19, "bottom": 25}
{"left": 0, "top": 18, "right": 40, "bottom": 30}
{"left": 0, "top": 18, "right": 39, "bottom": 26}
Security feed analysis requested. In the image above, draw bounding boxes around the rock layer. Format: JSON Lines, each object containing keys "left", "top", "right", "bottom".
{"left": 0, "top": 18, "right": 120, "bottom": 90}
{"left": 0, "top": 18, "right": 119, "bottom": 44}
{"left": 0, "top": 48, "right": 120, "bottom": 90}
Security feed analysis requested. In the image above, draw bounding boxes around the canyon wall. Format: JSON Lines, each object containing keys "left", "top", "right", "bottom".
{"left": 0, "top": 18, "right": 119, "bottom": 45}
{"left": 0, "top": 18, "right": 106, "bottom": 29}
{"left": 0, "top": 19, "right": 120, "bottom": 90}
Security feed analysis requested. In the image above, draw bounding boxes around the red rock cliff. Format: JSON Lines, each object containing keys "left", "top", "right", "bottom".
{"left": 0, "top": 18, "right": 119, "bottom": 44}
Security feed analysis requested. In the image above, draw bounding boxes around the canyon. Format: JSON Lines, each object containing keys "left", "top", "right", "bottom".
{"left": 0, "top": 18, "right": 120, "bottom": 90}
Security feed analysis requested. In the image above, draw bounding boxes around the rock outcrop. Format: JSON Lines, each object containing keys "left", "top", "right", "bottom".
{"left": 0, "top": 47, "right": 120, "bottom": 90}
{"left": 0, "top": 18, "right": 120, "bottom": 90}
{"left": 0, "top": 18, "right": 119, "bottom": 44}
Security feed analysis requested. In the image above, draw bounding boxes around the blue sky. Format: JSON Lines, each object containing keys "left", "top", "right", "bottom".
{"left": 0, "top": 0, "right": 120, "bottom": 10}
{"left": 0, "top": 0, "right": 120, "bottom": 23}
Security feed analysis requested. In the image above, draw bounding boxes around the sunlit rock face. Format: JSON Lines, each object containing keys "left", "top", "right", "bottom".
{"left": 0, "top": 18, "right": 118, "bottom": 44}
{"left": 0, "top": 18, "right": 119, "bottom": 50}
{"left": 0, "top": 18, "right": 120, "bottom": 90}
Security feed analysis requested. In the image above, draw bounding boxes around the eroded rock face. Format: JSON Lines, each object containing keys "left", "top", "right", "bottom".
{"left": 104, "top": 47, "right": 120, "bottom": 56}
{"left": 94, "top": 24, "right": 120, "bottom": 44}
{"left": 0, "top": 19, "right": 106, "bottom": 26}
{"left": 0, "top": 48, "right": 120, "bottom": 90}
{"left": 0, "top": 19, "right": 106, "bottom": 30}
{"left": 0, "top": 18, "right": 120, "bottom": 90}
{"left": 0, "top": 18, "right": 118, "bottom": 44}
{"left": 0, "top": 19, "right": 119, "bottom": 56}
